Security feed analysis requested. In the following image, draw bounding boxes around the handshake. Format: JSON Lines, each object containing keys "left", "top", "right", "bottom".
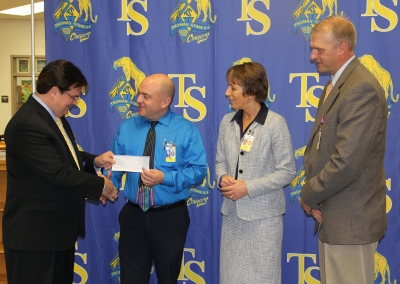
{"left": 94, "top": 151, "right": 119, "bottom": 205}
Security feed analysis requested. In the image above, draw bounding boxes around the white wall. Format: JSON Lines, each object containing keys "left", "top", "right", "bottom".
{"left": 0, "top": 19, "right": 45, "bottom": 134}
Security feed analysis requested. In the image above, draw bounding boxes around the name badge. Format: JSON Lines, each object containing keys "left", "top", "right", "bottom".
{"left": 316, "top": 116, "right": 324, "bottom": 150}
{"left": 240, "top": 130, "right": 254, "bottom": 152}
{"left": 164, "top": 139, "right": 176, "bottom": 162}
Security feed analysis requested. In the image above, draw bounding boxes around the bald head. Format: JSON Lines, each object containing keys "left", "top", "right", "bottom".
{"left": 143, "top": 74, "right": 175, "bottom": 103}
{"left": 137, "top": 74, "right": 176, "bottom": 121}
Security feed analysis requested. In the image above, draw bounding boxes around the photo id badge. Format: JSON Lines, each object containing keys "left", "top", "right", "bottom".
{"left": 165, "top": 140, "right": 176, "bottom": 162}
{"left": 240, "top": 131, "right": 254, "bottom": 152}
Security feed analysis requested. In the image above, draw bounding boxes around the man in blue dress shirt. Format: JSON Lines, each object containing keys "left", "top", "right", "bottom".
{"left": 110, "top": 73, "right": 207, "bottom": 283}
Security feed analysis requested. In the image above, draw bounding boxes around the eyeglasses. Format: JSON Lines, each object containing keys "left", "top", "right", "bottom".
{"left": 64, "top": 91, "right": 81, "bottom": 102}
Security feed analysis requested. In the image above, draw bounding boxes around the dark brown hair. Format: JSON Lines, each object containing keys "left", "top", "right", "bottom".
{"left": 36, "top": 60, "right": 88, "bottom": 94}
{"left": 226, "top": 62, "right": 269, "bottom": 103}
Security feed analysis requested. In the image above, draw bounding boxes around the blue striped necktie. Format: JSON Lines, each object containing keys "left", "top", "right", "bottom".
{"left": 137, "top": 121, "right": 158, "bottom": 211}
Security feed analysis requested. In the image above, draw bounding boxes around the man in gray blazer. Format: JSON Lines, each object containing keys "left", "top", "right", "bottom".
{"left": 300, "top": 16, "right": 387, "bottom": 284}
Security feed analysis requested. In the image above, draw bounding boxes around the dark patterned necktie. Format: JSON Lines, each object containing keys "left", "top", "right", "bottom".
{"left": 137, "top": 121, "right": 158, "bottom": 211}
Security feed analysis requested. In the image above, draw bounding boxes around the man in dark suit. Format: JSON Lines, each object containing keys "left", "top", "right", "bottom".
{"left": 3, "top": 60, "right": 119, "bottom": 284}
{"left": 300, "top": 16, "right": 387, "bottom": 283}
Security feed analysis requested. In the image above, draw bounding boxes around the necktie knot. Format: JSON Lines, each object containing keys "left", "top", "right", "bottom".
{"left": 151, "top": 121, "right": 158, "bottom": 128}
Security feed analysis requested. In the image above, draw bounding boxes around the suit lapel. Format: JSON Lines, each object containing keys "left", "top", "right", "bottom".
{"left": 60, "top": 116, "right": 84, "bottom": 169}
{"left": 27, "top": 96, "right": 65, "bottom": 144}
{"left": 27, "top": 96, "right": 82, "bottom": 170}
{"left": 307, "top": 58, "right": 360, "bottom": 149}
{"left": 234, "top": 120, "right": 241, "bottom": 143}
{"left": 307, "top": 81, "right": 330, "bottom": 146}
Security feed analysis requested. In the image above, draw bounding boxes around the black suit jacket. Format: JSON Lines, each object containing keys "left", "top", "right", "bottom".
{"left": 3, "top": 95, "right": 104, "bottom": 251}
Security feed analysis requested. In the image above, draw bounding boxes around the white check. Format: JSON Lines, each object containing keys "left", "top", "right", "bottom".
{"left": 112, "top": 155, "right": 150, "bottom": 172}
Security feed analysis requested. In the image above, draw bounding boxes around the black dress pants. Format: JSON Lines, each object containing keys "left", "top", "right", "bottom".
{"left": 119, "top": 201, "right": 190, "bottom": 284}
{"left": 4, "top": 245, "right": 75, "bottom": 284}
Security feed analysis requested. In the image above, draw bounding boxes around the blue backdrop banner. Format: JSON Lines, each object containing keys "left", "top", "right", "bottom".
{"left": 44, "top": 0, "right": 400, "bottom": 283}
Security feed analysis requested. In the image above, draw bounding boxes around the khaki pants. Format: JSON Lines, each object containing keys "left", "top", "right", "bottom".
{"left": 318, "top": 238, "right": 378, "bottom": 284}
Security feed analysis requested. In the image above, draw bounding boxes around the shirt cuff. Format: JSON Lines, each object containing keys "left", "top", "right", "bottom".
{"left": 93, "top": 158, "right": 102, "bottom": 170}
{"left": 163, "top": 172, "right": 174, "bottom": 186}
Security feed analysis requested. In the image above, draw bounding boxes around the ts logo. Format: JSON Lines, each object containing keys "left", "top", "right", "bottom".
{"left": 73, "top": 242, "right": 88, "bottom": 284}
{"left": 118, "top": 0, "right": 149, "bottom": 35}
{"left": 290, "top": 73, "right": 323, "bottom": 122}
{"left": 237, "top": 0, "right": 271, "bottom": 35}
{"left": 169, "top": 74, "right": 207, "bottom": 122}
{"left": 67, "top": 98, "right": 87, "bottom": 119}
{"left": 361, "top": 0, "right": 398, "bottom": 32}
{"left": 178, "top": 248, "right": 206, "bottom": 283}
{"left": 287, "top": 253, "right": 320, "bottom": 283}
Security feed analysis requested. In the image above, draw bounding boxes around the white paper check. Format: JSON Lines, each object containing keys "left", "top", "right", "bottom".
{"left": 112, "top": 155, "right": 150, "bottom": 172}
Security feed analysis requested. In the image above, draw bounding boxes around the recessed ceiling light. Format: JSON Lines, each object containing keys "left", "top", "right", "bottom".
{"left": 0, "top": 1, "right": 44, "bottom": 16}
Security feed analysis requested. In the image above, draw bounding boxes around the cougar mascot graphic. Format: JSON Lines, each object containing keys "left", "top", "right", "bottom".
{"left": 113, "top": 57, "right": 146, "bottom": 95}
{"left": 196, "top": 0, "right": 217, "bottom": 23}
{"left": 233, "top": 57, "right": 252, "bottom": 66}
{"left": 77, "top": 0, "right": 98, "bottom": 23}
{"left": 359, "top": 54, "right": 399, "bottom": 104}
{"left": 374, "top": 252, "right": 396, "bottom": 284}
{"left": 322, "top": 0, "right": 337, "bottom": 16}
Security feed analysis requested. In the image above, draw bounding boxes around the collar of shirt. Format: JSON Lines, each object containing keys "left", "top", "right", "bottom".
{"left": 137, "top": 108, "right": 173, "bottom": 128}
{"left": 230, "top": 102, "right": 269, "bottom": 125}
{"left": 331, "top": 55, "right": 356, "bottom": 87}
{"left": 32, "top": 93, "right": 58, "bottom": 122}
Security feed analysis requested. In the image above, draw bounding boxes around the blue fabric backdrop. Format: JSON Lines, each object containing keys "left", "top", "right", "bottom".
{"left": 44, "top": 0, "right": 399, "bottom": 283}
